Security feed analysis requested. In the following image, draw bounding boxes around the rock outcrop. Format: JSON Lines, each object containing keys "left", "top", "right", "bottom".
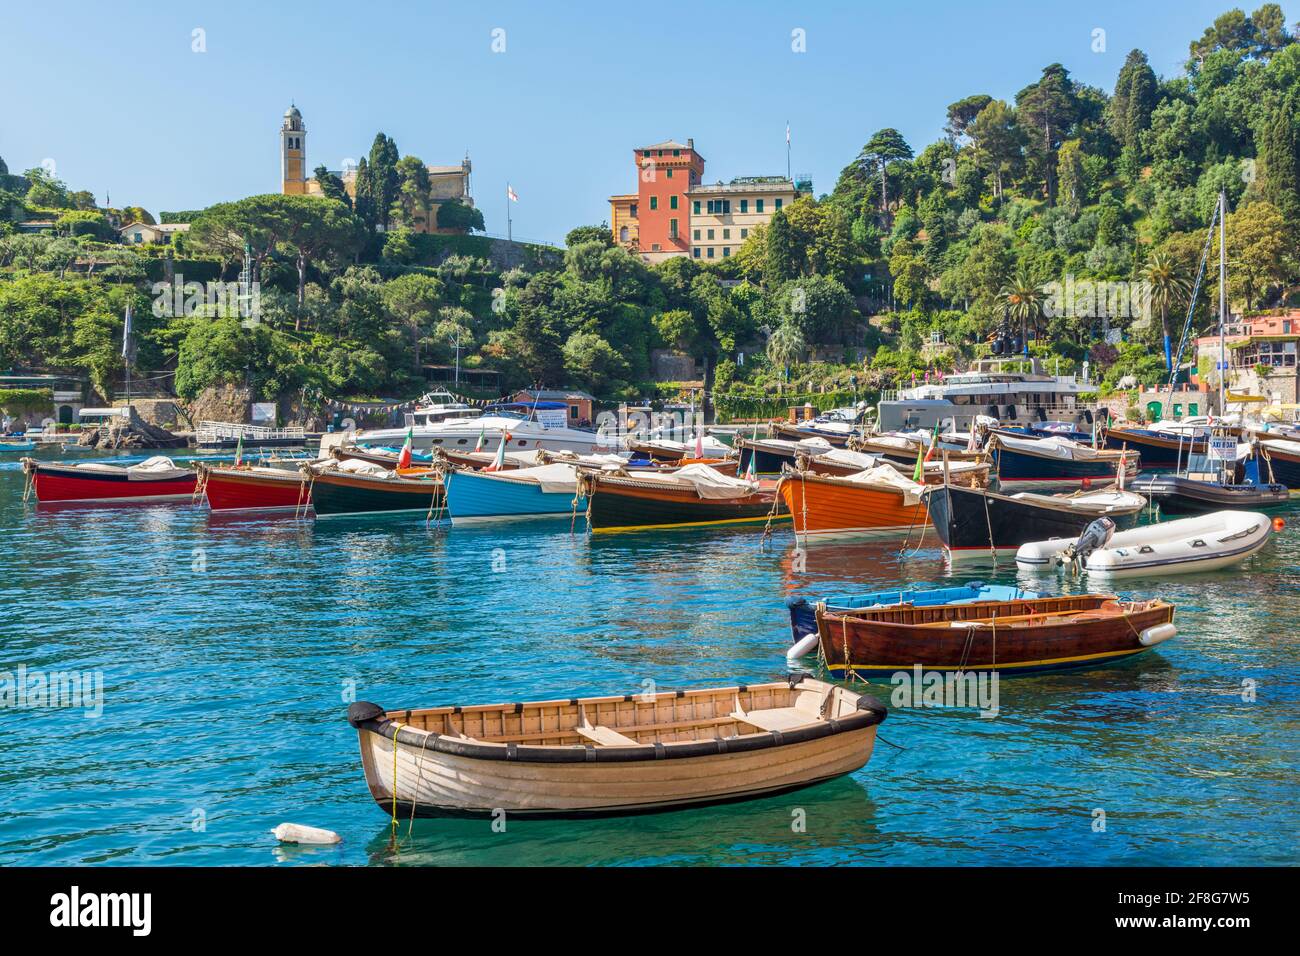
{"left": 78, "top": 407, "right": 187, "bottom": 449}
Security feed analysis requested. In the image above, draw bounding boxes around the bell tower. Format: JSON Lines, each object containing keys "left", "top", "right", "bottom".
{"left": 281, "top": 104, "right": 307, "bottom": 195}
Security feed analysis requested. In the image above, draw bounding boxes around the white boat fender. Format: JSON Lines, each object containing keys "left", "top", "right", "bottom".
{"left": 786, "top": 632, "right": 821, "bottom": 661}
{"left": 272, "top": 823, "right": 342, "bottom": 845}
{"left": 1138, "top": 623, "right": 1177, "bottom": 647}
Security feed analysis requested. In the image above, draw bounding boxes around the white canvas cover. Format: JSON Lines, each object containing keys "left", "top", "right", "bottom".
{"left": 627, "top": 463, "right": 758, "bottom": 499}
{"left": 494, "top": 463, "right": 581, "bottom": 494}
{"left": 124, "top": 456, "right": 189, "bottom": 479}
{"left": 841, "top": 465, "right": 926, "bottom": 505}
{"left": 1262, "top": 438, "right": 1300, "bottom": 456}
{"left": 816, "top": 448, "right": 880, "bottom": 470}
{"left": 997, "top": 434, "right": 1110, "bottom": 461}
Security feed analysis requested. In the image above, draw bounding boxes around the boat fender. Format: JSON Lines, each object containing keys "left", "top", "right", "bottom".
{"left": 1138, "top": 623, "right": 1177, "bottom": 647}
{"left": 272, "top": 823, "right": 342, "bottom": 845}
{"left": 347, "top": 701, "right": 386, "bottom": 728}
{"left": 786, "top": 634, "right": 820, "bottom": 662}
{"left": 855, "top": 695, "right": 889, "bottom": 723}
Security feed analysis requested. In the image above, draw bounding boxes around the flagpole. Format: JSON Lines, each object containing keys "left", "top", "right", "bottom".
{"left": 122, "top": 302, "right": 132, "bottom": 406}
{"left": 501, "top": 180, "right": 512, "bottom": 256}
{"left": 785, "top": 121, "right": 791, "bottom": 181}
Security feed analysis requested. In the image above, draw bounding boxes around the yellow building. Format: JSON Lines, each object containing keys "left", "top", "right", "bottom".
{"left": 609, "top": 193, "right": 639, "bottom": 248}
{"left": 686, "top": 177, "right": 801, "bottom": 261}
{"left": 281, "top": 104, "right": 474, "bottom": 234}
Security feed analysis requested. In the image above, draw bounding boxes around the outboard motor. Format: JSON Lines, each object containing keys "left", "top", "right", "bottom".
{"left": 1062, "top": 516, "right": 1116, "bottom": 568}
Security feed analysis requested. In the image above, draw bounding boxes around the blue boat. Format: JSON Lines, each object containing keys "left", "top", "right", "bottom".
{"left": 0, "top": 439, "right": 37, "bottom": 453}
{"left": 786, "top": 582, "right": 1042, "bottom": 646}
{"left": 443, "top": 464, "right": 585, "bottom": 524}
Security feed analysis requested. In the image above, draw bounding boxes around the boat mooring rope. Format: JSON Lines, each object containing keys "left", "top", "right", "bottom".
{"left": 20, "top": 457, "right": 36, "bottom": 502}
{"left": 759, "top": 474, "right": 788, "bottom": 549}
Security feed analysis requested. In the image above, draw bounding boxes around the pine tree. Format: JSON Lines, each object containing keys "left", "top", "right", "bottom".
{"left": 1259, "top": 94, "right": 1300, "bottom": 224}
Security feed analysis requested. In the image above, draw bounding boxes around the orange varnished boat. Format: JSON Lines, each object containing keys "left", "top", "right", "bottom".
{"left": 780, "top": 468, "right": 929, "bottom": 541}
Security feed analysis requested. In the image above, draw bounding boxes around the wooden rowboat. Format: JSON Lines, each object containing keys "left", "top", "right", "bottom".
{"left": 197, "top": 463, "right": 311, "bottom": 513}
{"left": 816, "top": 594, "right": 1176, "bottom": 676}
{"left": 21, "top": 456, "right": 197, "bottom": 504}
{"left": 304, "top": 461, "right": 444, "bottom": 517}
{"left": 582, "top": 464, "right": 787, "bottom": 532}
{"left": 347, "top": 676, "right": 887, "bottom": 817}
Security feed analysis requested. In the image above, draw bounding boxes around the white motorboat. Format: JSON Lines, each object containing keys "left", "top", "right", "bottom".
{"left": 354, "top": 399, "right": 620, "bottom": 456}
{"left": 1016, "top": 510, "right": 1276, "bottom": 578}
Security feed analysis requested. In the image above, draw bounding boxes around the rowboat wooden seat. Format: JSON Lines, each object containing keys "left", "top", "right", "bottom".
{"left": 730, "top": 707, "right": 815, "bottom": 732}
{"left": 574, "top": 724, "right": 640, "bottom": 747}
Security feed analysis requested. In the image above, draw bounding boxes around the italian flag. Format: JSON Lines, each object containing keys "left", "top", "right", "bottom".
{"left": 911, "top": 444, "right": 925, "bottom": 483}
{"left": 745, "top": 451, "right": 757, "bottom": 480}
{"left": 396, "top": 427, "right": 413, "bottom": 470}
{"left": 486, "top": 431, "right": 510, "bottom": 471}
{"left": 473, "top": 425, "right": 486, "bottom": 452}
{"left": 923, "top": 422, "right": 940, "bottom": 462}
{"left": 233, "top": 434, "right": 244, "bottom": 468}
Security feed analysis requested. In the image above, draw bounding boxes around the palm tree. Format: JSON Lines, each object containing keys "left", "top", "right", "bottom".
{"left": 999, "top": 267, "right": 1045, "bottom": 342}
{"left": 766, "top": 323, "right": 806, "bottom": 382}
{"left": 1140, "top": 251, "right": 1191, "bottom": 371}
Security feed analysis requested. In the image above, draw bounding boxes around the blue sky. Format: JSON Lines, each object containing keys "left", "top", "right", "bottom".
{"left": 0, "top": 1, "right": 1275, "bottom": 243}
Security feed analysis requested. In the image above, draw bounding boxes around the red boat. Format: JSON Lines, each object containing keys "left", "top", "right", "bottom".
{"left": 197, "top": 463, "right": 311, "bottom": 513}
{"left": 22, "top": 456, "right": 197, "bottom": 503}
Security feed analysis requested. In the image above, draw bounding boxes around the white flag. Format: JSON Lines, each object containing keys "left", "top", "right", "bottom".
{"left": 121, "top": 303, "right": 133, "bottom": 359}
{"left": 507, "top": 184, "right": 518, "bottom": 202}
{"left": 786, "top": 122, "right": 790, "bottom": 145}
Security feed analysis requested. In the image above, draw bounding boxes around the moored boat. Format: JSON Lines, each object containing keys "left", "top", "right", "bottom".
{"left": 443, "top": 462, "right": 586, "bottom": 524}
{"left": 347, "top": 675, "right": 886, "bottom": 817}
{"left": 1259, "top": 438, "right": 1300, "bottom": 488}
{"left": 21, "top": 456, "right": 197, "bottom": 504}
{"left": 197, "top": 463, "right": 312, "bottom": 513}
{"left": 785, "top": 582, "right": 1041, "bottom": 660}
{"left": 779, "top": 467, "right": 929, "bottom": 542}
{"left": 1017, "top": 510, "right": 1275, "bottom": 578}
{"left": 815, "top": 594, "right": 1176, "bottom": 676}
{"left": 1, "top": 438, "right": 37, "bottom": 453}
{"left": 1130, "top": 435, "right": 1288, "bottom": 513}
{"left": 924, "top": 482, "right": 1146, "bottom": 559}
{"left": 582, "top": 463, "right": 787, "bottom": 532}
{"left": 304, "top": 460, "right": 444, "bottom": 517}
{"left": 1103, "top": 425, "right": 1208, "bottom": 469}
{"left": 989, "top": 433, "right": 1138, "bottom": 491}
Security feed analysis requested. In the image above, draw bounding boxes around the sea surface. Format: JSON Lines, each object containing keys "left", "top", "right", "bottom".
{"left": 1, "top": 447, "right": 1297, "bottom": 866}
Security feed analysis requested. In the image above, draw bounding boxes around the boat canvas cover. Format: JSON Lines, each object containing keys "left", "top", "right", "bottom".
{"left": 816, "top": 448, "right": 880, "bottom": 470}
{"left": 1011, "top": 489, "right": 1146, "bottom": 512}
{"left": 67, "top": 456, "right": 189, "bottom": 480}
{"left": 493, "top": 463, "right": 581, "bottom": 494}
{"left": 328, "top": 458, "right": 392, "bottom": 477}
{"left": 997, "top": 434, "right": 1111, "bottom": 461}
{"left": 626, "top": 463, "right": 757, "bottom": 499}
{"left": 1262, "top": 438, "right": 1300, "bottom": 456}
{"left": 841, "top": 465, "right": 927, "bottom": 505}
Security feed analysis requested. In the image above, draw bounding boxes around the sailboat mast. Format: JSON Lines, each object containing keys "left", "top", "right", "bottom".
{"left": 1218, "top": 189, "right": 1227, "bottom": 421}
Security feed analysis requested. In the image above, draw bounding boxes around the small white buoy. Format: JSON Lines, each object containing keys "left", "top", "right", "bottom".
{"left": 272, "top": 822, "right": 342, "bottom": 845}
{"left": 1138, "top": 623, "right": 1177, "bottom": 647}
{"left": 786, "top": 632, "right": 821, "bottom": 662}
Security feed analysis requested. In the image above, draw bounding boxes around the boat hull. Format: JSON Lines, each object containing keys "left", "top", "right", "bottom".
{"left": 1104, "top": 428, "right": 1205, "bottom": 469}
{"left": 444, "top": 468, "right": 583, "bottom": 524}
{"left": 1259, "top": 444, "right": 1300, "bottom": 489}
{"left": 308, "top": 471, "right": 444, "bottom": 517}
{"left": 1129, "top": 474, "right": 1289, "bottom": 515}
{"left": 925, "top": 483, "right": 1143, "bottom": 558}
{"left": 992, "top": 443, "right": 1136, "bottom": 491}
{"left": 586, "top": 478, "right": 786, "bottom": 532}
{"left": 201, "top": 466, "right": 310, "bottom": 513}
{"left": 24, "top": 461, "right": 197, "bottom": 503}
{"left": 817, "top": 596, "right": 1175, "bottom": 675}
{"left": 779, "top": 472, "right": 928, "bottom": 540}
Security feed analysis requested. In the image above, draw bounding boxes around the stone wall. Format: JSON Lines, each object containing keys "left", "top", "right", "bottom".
{"left": 186, "top": 383, "right": 253, "bottom": 425}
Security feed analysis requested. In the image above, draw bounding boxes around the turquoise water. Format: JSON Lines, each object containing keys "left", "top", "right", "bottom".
{"left": 1, "top": 448, "right": 1297, "bottom": 866}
